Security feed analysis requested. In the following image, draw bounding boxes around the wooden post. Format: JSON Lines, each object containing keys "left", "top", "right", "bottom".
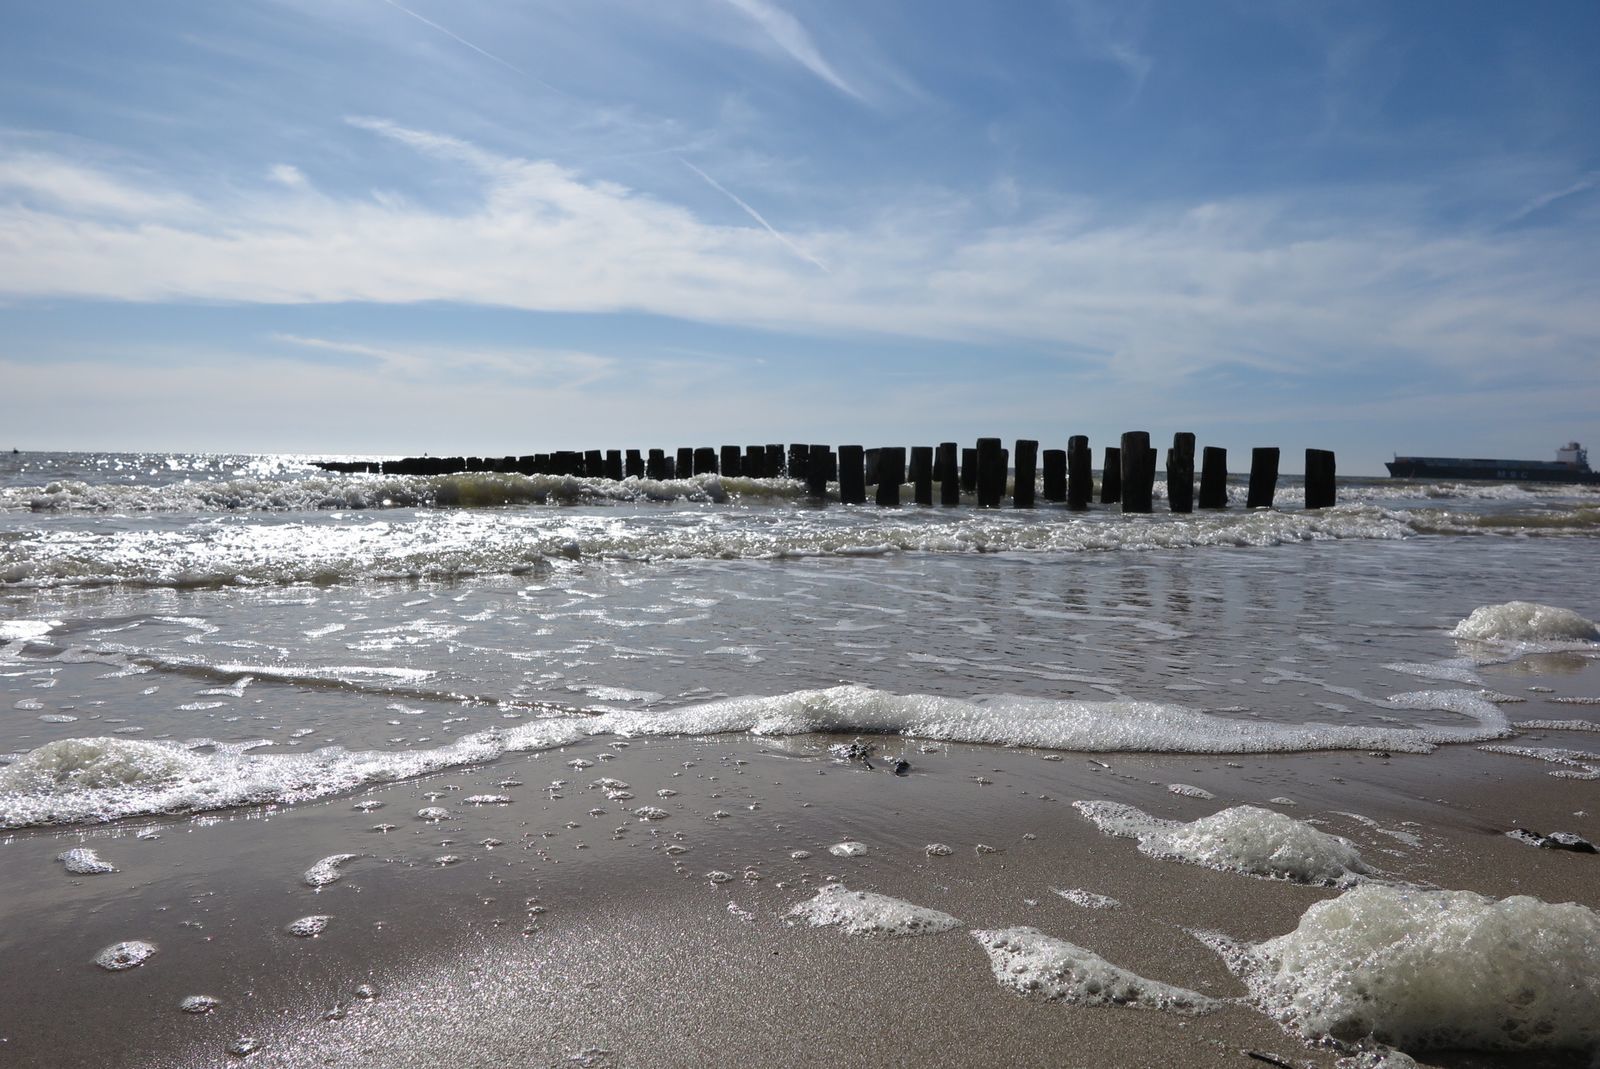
{"left": 646, "top": 449, "right": 665, "bottom": 480}
{"left": 625, "top": 449, "right": 644, "bottom": 479}
{"left": 1066, "top": 436, "right": 1091, "bottom": 509}
{"left": 1042, "top": 449, "right": 1066, "bottom": 502}
{"left": 937, "top": 442, "right": 960, "bottom": 506}
{"left": 605, "top": 449, "right": 624, "bottom": 481}
{"left": 825, "top": 448, "right": 838, "bottom": 482}
{"left": 864, "top": 448, "right": 882, "bottom": 487}
{"left": 911, "top": 446, "right": 934, "bottom": 506}
{"left": 1199, "top": 446, "right": 1227, "bottom": 508}
{"left": 720, "top": 445, "right": 742, "bottom": 477}
{"left": 584, "top": 449, "right": 605, "bottom": 478}
{"left": 694, "top": 447, "right": 717, "bottom": 475}
{"left": 1247, "top": 447, "right": 1279, "bottom": 508}
{"left": 1013, "top": 439, "right": 1038, "bottom": 508}
{"left": 977, "top": 438, "right": 1004, "bottom": 507}
{"left": 806, "top": 444, "right": 830, "bottom": 498}
{"left": 1305, "top": 449, "right": 1336, "bottom": 509}
{"left": 766, "top": 444, "right": 785, "bottom": 477}
{"left": 744, "top": 445, "right": 765, "bottom": 478}
{"left": 961, "top": 448, "right": 978, "bottom": 493}
{"left": 1120, "top": 432, "right": 1153, "bottom": 513}
{"left": 838, "top": 445, "right": 866, "bottom": 504}
{"left": 1167, "top": 433, "right": 1195, "bottom": 513}
{"left": 1100, "top": 446, "right": 1122, "bottom": 504}
{"left": 876, "top": 447, "right": 906, "bottom": 506}
{"left": 788, "top": 444, "right": 808, "bottom": 480}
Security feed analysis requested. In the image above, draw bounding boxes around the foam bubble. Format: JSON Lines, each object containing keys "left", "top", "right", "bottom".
{"left": 1450, "top": 601, "right": 1600, "bottom": 645}
{"left": 972, "top": 927, "right": 1215, "bottom": 1013}
{"left": 788, "top": 885, "right": 961, "bottom": 937}
{"left": 1053, "top": 888, "right": 1121, "bottom": 909}
{"left": 1218, "top": 884, "right": 1600, "bottom": 1053}
{"left": 0, "top": 619, "right": 57, "bottom": 643}
{"left": 828, "top": 841, "right": 868, "bottom": 857}
{"left": 57, "top": 846, "right": 116, "bottom": 874}
{"left": 303, "top": 853, "right": 357, "bottom": 888}
{"left": 1167, "top": 783, "right": 1214, "bottom": 799}
{"left": 286, "top": 915, "right": 331, "bottom": 937}
{"left": 1074, "top": 801, "right": 1369, "bottom": 886}
{"left": 179, "top": 995, "right": 219, "bottom": 1014}
{"left": 96, "top": 940, "right": 156, "bottom": 970}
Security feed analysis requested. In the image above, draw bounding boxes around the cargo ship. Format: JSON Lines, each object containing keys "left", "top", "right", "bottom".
{"left": 1386, "top": 442, "right": 1600, "bottom": 483}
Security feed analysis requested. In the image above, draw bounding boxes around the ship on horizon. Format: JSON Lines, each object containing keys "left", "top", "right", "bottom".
{"left": 1386, "top": 442, "right": 1600, "bottom": 484}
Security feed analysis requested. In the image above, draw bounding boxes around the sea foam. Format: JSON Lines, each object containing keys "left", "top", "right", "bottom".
{"left": 787, "top": 885, "right": 961, "bottom": 937}
{"left": 972, "top": 927, "right": 1216, "bottom": 1013}
{"left": 1217, "top": 885, "right": 1600, "bottom": 1053}
{"left": 1074, "top": 802, "right": 1369, "bottom": 885}
{"left": 0, "top": 684, "right": 1515, "bottom": 828}
{"left": 1450, "top": 601, "right": 1600, "bottom": 646}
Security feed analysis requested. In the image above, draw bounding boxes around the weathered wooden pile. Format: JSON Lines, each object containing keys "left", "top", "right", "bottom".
{"left": 314, "top": 433, "right": 1337, "bottom": 511}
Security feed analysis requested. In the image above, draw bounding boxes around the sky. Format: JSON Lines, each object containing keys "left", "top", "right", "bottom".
{"left": 1, "top": 1, "right": 1597, "bottom": 473}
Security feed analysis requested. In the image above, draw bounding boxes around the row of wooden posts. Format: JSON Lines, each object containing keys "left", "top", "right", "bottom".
{"left": 316, "top": 433, "right": 1337, "bottom": 512}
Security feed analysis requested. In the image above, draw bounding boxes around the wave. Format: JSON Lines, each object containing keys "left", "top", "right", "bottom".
{"left": 0, "top": 684, "right": 1511, "bottom": 829}
{"left": 0, "top": 505, "right": 1432, "bottom": 589}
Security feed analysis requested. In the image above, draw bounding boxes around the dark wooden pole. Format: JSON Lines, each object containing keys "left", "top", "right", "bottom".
{"left": 910, "top": 446, "right": 934, "bottom": 506}
{"left": 838, "top": 445, "right": 866, "bottom": 504}
{"left": 585, "top": 449, "right": 604, "bottom": 478}
{"left": 766, "top": 444, "right": 785, "bottom": 477}
{"left": 1042, "top": 449, "right": 1066, "bottom": 502}
{"left": 961, "top": 448, "right": 978, "bottom": 493}
{"left": 1167, "top": 432, "right": 1195, "bottom": 513}
{"left": 1013, "top": 439, "right": 1038, "bottom": 508}
{"left": 1247, "top": 447, "right": 1280, "bottom": 508}
{"left": 1100, "top": 447, "right": 1122, "bottom": 503}
{"left": 864, "top": 448, "right": 882, "bottom": 487}
{"left": 937, "top": 442, "right": 960, "bottom": 506}
{"left": 744, "top": 445, "right": 765, "bottom": 478}
{"left": 1198, "top": 446, "right": 1227, "bottom": 508}
{"left": 806, "top": 444, "right": 831, "bottom": 498}
{"left": 694, "top": 447, "right": 717, "bottom": 475}
{"left": 1067, "top": 436, "right": 1091, "bottom": 509}
{"left": 977, "top": 438, "right": 1004, "bottom": 507}
{"left": 720, "top": 445, "right": 741, "bottom": 477}
{"left": 1120, "top": 432, "right": 1153, "bottom": 513}
{"left": 876, "top": 447, "right": 906, "bottom": 506}
{"left": 788, "top": 444, "right": 808, "bottom": 480}
{"left": 647, "top": 449, "right": 666, "bottom": 480}
{"left": 1305, "top": 449, "right": 1336, "bottom": 509}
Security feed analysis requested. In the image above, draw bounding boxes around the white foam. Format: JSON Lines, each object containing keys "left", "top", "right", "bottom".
{"left": 1074, "top": 801, "right": 1369, "bottom": 886}
{"left": 1218, "top": 884, "right": 1600, "bottom": 1053}
{"left": 1167, "top": 783, "right": 1214, "bottom": 799}
{"left": 286, "top": 915, "right": 331, "bottom": 937}
{"left": 95, "top": 940, "right": 156, "bottom": 970}
{"left": 57, "top": 846, "right": 116, "bottom": 874}
{"left": 0, "top": 684, "right": 1512, "bottom": 830}
{"left": 1052, "top": 888, "right": 1121, "bottom": 909}
{"left": 303, "top": 853, "right": 358, "bottom": 888}
{"left": 0, "top": 619, "right": 57, "bottom": 643}
{"left": 1450, "top": 601, "right": 1600, "bottom": 646}
{"left": 828, "top": 841, "right": 868, "bottom": 857}
{"left": 971, "top": 927, "right": 1216, "bottom": 1013}
{"left": 787, "top": 885, "right": 961, "bottom": 937}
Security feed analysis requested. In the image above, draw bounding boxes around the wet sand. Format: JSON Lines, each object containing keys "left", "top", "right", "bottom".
{"left": 4, "top": 718, "right": 1598, "bottom": 1069}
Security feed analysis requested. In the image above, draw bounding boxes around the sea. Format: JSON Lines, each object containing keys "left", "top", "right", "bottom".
{"left": 2, "top": 449, "right": 1598, "bottom": 1065}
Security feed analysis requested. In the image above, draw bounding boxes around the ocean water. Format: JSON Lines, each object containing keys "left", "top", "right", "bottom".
{"left": 3, "top": 449, "right": 1599, "bottom": 1064}
{"left": 3, "top": 449, "right": 1599, "bottom": 821}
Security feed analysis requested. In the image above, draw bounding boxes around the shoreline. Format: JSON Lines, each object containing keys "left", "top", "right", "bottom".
{"left": 5, "top": 725, "right": 1598, "bottom": 1069}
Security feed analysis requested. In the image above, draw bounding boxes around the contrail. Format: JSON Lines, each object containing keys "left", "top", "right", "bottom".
{"left": 679, "top": 158, "right": 830, "bottom": 273}
{"left": 377, "top": 0, "right": 566, "bottom": 96}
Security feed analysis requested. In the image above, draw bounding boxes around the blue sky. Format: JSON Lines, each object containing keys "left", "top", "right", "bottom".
{"left": 1, "top": 1, "right": 1597, "bottom": 472}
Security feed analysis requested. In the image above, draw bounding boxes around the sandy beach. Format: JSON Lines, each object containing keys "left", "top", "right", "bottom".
{"left": 6, "top": 712, "right": 1597, "bottom": 1069}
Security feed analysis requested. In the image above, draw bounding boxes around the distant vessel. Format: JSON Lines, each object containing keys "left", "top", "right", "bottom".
{"left": 1386, "top": 442, "right": 1599, "bottom": 484}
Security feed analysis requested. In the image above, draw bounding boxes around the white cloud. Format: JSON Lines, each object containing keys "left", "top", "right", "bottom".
{"left": 718, "top": 0, "right": 864, "bottom": 101}
{"left": 0, "top": 123, "right": 1595, "bottom": 393}
{"left": 268, "top": 164, "right": 309, "bottom": 189}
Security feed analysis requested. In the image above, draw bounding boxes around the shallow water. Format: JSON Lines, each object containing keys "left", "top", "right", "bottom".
{"left": 2, "top": 451, "right": 1598, "bottom": 1066}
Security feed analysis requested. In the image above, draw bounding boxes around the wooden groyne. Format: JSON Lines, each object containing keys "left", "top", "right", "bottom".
{"left": 314, "top": 433, "right": 1338, "bottom": 510}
